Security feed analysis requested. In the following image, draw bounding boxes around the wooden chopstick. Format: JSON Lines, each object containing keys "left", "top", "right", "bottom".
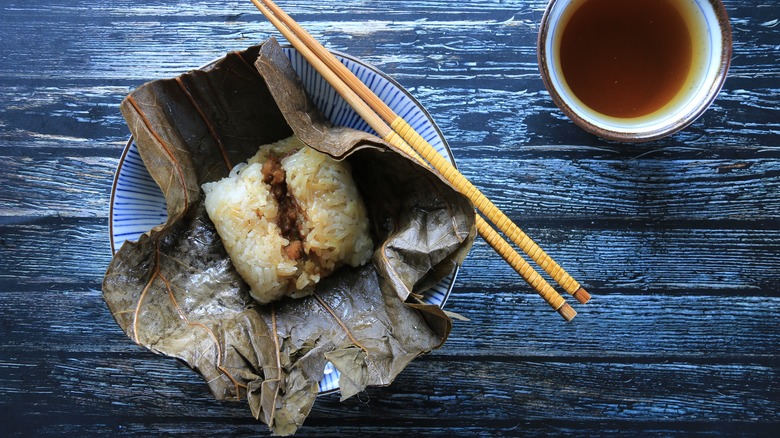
{"left": 253, "top": 0, "right": 590, "bottom": 307}
{"left": 250, "top": 0, "right": 583, "bottom": 320}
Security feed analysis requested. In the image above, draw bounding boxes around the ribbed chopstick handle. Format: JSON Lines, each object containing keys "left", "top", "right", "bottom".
{"left": 475, "top": 216, "right": 576, "bottom": 320}
{"left": 388, "top": 117, "right": 585, "bottom": 299}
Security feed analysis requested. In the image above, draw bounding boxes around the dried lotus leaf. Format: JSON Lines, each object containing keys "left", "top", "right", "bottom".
{"left": 103, "top": 38, "right": 475, "bottom": 436}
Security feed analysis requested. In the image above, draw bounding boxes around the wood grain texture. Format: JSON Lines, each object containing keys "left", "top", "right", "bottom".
{"left": 3, "top": 288, "right": 779, "bottom": 360}
{"left": 0, "top": 0, "right": 778, "bottom": 435}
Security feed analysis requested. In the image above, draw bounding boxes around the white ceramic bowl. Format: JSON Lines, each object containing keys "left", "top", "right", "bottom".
{"left": 538, "top": 0, "right": 732, "bottom": 142}
{"left": 109, "top": 46, "right": 458, "bottom": 394}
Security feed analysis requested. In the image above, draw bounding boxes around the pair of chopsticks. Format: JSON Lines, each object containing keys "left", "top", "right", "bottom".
{"left": 250, "top": 0, "right": 590, "bottom": 320}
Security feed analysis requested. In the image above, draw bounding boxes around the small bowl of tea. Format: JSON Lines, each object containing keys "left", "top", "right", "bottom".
{"left": 538, "top": 0, "right": 732, "bottom": 142}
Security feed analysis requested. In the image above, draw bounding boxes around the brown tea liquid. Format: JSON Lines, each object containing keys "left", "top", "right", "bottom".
{"left": 559, "top": 0, "right": 693, "bottom": 118}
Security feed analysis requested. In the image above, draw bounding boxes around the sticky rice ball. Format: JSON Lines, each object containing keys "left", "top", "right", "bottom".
{"left": 202, "top": 135, "right": 373, "bottom": 304}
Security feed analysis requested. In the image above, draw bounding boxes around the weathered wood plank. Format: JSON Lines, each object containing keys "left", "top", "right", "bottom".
{"left": 1, "top": 85, "right": 777, "bottom": 160}
{"left": 1, "top": 354, "right": 777, "bottom": 434}
{"left": 6, "top": 218, "right": 780, "bottom": 294}
{"left": 2, "top": 288, "right": 779, "bottom": 359}
{"left": 3, "top": 218, "right": 780, "bottom": 299}
{"left": 3, "top": 219, "right": 780, "bottom": 295}
{"left": 1, "top": 0, "right": 777, "bottom": 157}
{"left": 0, "top": 220, "right": 112, "bottom": 287}
{"left": 460, "top": 230, "right": 780, "bottom": 294}
{"left": 1, "top": 64, "right": 777, "bottom": 153}
{"left": 0, "top": 156, "right": 116, "bottom": 217}
{"left": 5, "top": 419, "right": 777, "bottom": 438}
{"left": 1, "top": 0, "right": 775, "bottom": 131}
{"left": 1, "top": 1, "right": 776, "bottom": 80}
{"left": 2, "top": 151, "right": 780, "bottom": 222}
{"left": 0, "top": 84, "right": 132, "bottom": 148}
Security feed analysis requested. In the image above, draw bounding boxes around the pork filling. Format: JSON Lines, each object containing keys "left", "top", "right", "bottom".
{"left": 261, "top": 153, "right": 305, "bottom": 261}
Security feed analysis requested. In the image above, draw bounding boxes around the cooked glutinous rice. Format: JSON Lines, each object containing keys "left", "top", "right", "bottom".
{"left": 202, "top": 135, "right": 373, "bottom": 304}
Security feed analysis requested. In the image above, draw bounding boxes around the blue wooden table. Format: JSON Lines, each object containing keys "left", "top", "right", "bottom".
{"left": 1, "top": 0, "right": 778, "bottom": 435}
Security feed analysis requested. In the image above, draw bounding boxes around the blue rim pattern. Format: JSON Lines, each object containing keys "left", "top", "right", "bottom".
{"left": 109, "top": 47, "right": 458, "bottom": 395}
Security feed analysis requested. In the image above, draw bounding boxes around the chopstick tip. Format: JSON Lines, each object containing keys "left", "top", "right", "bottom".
{"left": 557, "top": 303, "right": 577, "bottom": 321}
{"left": 573, "top": 287, "right": 591, "bottom": 304}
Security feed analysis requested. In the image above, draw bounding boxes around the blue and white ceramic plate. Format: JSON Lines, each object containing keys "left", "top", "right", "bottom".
{"left": 109, "top": 47, "right": 458, "bottom": 394}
